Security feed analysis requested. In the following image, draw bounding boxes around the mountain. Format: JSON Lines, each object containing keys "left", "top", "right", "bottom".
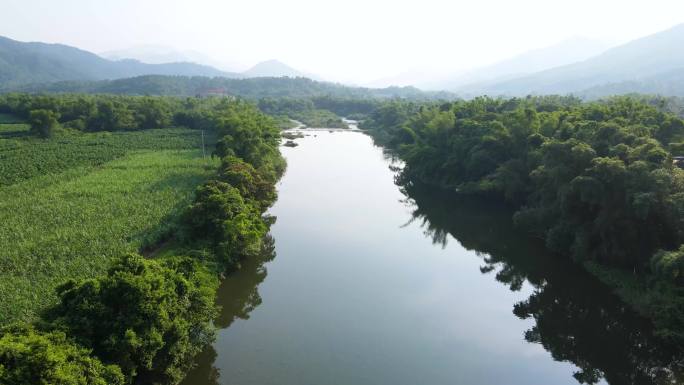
{"left": 242, "top": 59, "right": 315, "bottom": 79}
{"left": 101, "top": 48, "right": 317, "bottom": 80}
{"left": 579, "top": 68, "right": 684, "bottom": 99}
{"left": 102, "top": 45, "right": 212, "bottom": 65}
{"left": 0, "top": 36, "right": 238, "bottom": 88}
{"left": 100, "top": 45, "right": 243, "bottom": 72}
{"left": 365, "top": 68, "right": 463, "bottom": 89}
{"left": 415, "top": 37, "right": 611, "bottom": 91}
{"left": 365, "top": 38, "right": 610, "bottom": 90}
{"left": 475, "top": 23, "right": 684, "bottom": 96}
{"left": 3, "top": 74, "right": 458, "bottom": 100}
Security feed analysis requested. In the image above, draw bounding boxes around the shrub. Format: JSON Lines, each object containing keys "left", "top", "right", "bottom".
{"left": 185, "top": 180, "right": 268, "bottom": 267}
{"left": 652, "top": 245, "right": 684, "bottom": 284}
{"left": 28, "top": 109, "right": 60, "bottom": 138}
{"left": 220, "top": 155, "right": 277, "bottom": 209}
{"left": 46, "top": 254, "right": 217, "bottom": 385}
{"left": 0, "top": 325, "right": 124, "bottom": 385}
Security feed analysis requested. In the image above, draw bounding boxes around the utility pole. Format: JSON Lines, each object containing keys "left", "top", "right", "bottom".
{"left": 201, "top": 130, "right": 206, "bottom": 159}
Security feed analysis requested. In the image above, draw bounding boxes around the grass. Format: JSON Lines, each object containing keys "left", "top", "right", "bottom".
{"left": 0, "top": 129, "right": 219, "bottom": 325}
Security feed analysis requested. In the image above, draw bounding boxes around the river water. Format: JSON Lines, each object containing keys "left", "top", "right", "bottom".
{"left": 182, "top": 130, "right": 681, "bottom": 385}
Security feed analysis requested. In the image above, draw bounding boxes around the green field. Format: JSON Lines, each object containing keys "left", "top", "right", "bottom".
{"left": 0, "top": 125, "right": 209, "bottom": 186}
{"left": 0, "top": 127, "right": 219, "bottom": 324}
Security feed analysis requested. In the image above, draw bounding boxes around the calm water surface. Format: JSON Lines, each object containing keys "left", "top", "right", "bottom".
{"left": 182, "top": 131, "right": 680, "bottom": 385}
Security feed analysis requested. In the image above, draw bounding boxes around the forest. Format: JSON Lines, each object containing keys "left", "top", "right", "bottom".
{"left": 6, "top": 2, "right": 684, "bottom": 383}
{"left": 3, "top": 91, "right": 684, "bottom": 383}
{"left": 1, "top": 75, "right": 457, "bottom": 100}
{"left": 0, "top": 94, "right": 284, "bottom": 384}
{"left": 362, "top": 95, "right": 684, "bottom": 341}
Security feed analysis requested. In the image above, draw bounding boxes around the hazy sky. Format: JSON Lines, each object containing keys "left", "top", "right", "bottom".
{"left": 1, "top": 0, "right": 683, "bottom": 83}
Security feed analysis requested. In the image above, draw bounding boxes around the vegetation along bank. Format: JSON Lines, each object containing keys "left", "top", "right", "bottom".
{"left": 0, "top": 93, "right": 285, "bottom": 385}
{"left": 362, "top": 95, "right": 684, "bottom": 342}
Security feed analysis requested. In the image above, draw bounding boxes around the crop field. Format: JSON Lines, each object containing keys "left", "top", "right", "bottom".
{"left": 0, "top": 127, "right": 219, "bottom": 325}
{"left": 0, "top": 125, "right": 208, "bottom": 186}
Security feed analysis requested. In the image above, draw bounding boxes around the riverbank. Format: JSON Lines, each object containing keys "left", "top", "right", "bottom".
{"left": 361, "top": 96, "right": 684, "bottom": 344}
{"left": 179, "top": 130, "right": 682, "bottom": 385}
{"left": 0, "top": 95, "right": 286, "bottom": 385}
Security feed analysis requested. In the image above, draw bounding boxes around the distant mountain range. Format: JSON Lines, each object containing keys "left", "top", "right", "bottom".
{"left": 0, "top": 36, "right": 241, "bottom": 88}
{"left": 459, "top": 23, "right": 684, "bottom": 98}
{"left": 3, "top": 23, "right": 684, "bottom": 98}
{"left": 368, "top": 24, "right": 684, "bottom": 98}
{"left": 242, "top": 59, "right": 314, "bottom": 79}
{"left": 102, "top": 46, "right": 315, "bottom": 80}
{"left": 368, "top": 37, "right": 612, "bottom": 89}
{"left": 427, "top": 37, "right": 612, "bottom": 91}
{"left": 0, "top": 36, "right": 316, "bottom": 88}
{"left": 101, "top": 45, "right": 232, "bottom": 68}
{"left": 0, "top": 35, "right": 454, "bottom": 100}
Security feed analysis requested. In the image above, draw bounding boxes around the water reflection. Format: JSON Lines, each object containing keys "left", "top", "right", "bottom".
{"left": 400, "top": 181, "right": 684, "bottom": 385}
{"left": 180, "top": 236, "right": 277, "bottom": 385}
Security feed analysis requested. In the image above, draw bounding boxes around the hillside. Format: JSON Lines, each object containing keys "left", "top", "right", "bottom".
{"left": 3, "top": 74, "right": 457, "bottom": 100}
{"left": 579, "top": 68, "right": 684, "bottom": 99}
{"left": 101, "top": 45, "right": 219, "bottom": 66}
{"left": 0, "top": 35, "right": 237, "bottom": 87}
{"left": 474, "top": 23, "right": 684, "bottom": 96}
{"left": 422, "top": 37, "right": 611, "bottom": 91}
{"left": 243, "top": 59, "right": 311, "bottom": 78}
{"left": 102, "top": 49, "right": 306, "bottom": 79}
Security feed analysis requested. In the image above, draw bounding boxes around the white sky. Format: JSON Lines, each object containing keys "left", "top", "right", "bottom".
{"left": 1, "top": 0, "right": 683, "bottom": 83}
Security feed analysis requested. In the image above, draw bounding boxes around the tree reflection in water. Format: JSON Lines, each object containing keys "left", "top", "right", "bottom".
{"left": 400, "top": 180, "right": 684, "bottom": 385}
{"left": 180, "top": 236, "right": 277, "bottom": 385}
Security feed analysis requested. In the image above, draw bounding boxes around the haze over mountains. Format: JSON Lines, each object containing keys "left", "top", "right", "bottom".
{"left": 460, "top": 23, "right": 684, "bottom": 97}
{"left": 420, "top": 37, "right": 613, "bottom": 90}
{"left": 368, "top": 37, "right": 612, "bottom": 89}
{"left": 0, "top": 36, "right": 239, "bottom": 88}
{"left": 368, "top": 23, "right": 684, "bottom": 98}
{"left": 101, "top": 46, "right": 312, "bottom": 79}
{"left": 242, "top": 59, "right": 316, "bottom": 79}
{"left": 2, "top": 23, "right": 684, "bottom": 98}
{"left": 0, "top": 36, "right": 315, "bottom": 88}
{"left": 101, "top": 45, "right": 234, "bottom": 68}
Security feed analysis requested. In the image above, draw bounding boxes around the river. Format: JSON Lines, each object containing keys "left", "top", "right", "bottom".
{"left": 181, "top": 130, "right": 681, "bottom": 385}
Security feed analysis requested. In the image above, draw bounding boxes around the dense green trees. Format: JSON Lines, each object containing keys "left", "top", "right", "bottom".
{"left": 0, "top": 326, "right": 125, "bottom": 385}
{"left": 212, "top": 100, "right": 283, "bottom": 172}
{"left": 652, "top": 246, "right": 684, "bottom": 284}
{"left": 2, "top": 256, "right": 220, "bottom": 385}
{"left": 365, "top": 95, "right": 684, "bottom": 339}
{"left": 403, "top": 183, "right": 683, "bottom": 385}
{"left": 1, "top": 75, "right": 456, "bottom": 100}
{"left": 219, "top": 156, "right": 278, "bottom": 209}
{"left": 0, "top": 94, "right": 220, "bottom": 135}
{"left": 366, "top": 96, "right": 684, "bottom": 266}
{"left": 237, "top": 95, "right": 381, "bottom": 128}
{"left": 46, "top": 255, "right": 217, "bottom": 385}
{"left": 257, "top": 97, "right": 348, "bottom": 128}
{"left": 1, "top": 93, "right": 403, "bottom": 138}
{"left": 309, "top": 96, "right": 379, "bottom": 118}
{"left": 184, "top": 101, "right": 284, "bottom": 270}
{"left": 28, "top": 109, "right": 59, "bottom": 138}
{"left": 88, "top": 100, "right": 136, "bottom": 131}
{"left": 185, "top": 181, "right": 268, "bottom": 267}
{"left": 0, "top": 94, "right": 285, "bottom": 384}
{"left": 359, "top": 100, "right": 423, "bottom": 146}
